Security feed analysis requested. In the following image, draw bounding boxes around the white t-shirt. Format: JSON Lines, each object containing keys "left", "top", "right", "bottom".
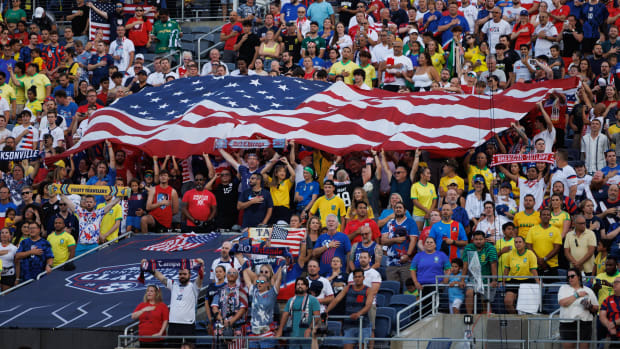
{"left": 307, "top": 275, "right": 334, "bottom": 312}
{"left": 40, "top": 126, "right": 65, "bottom": 147}
{"left": 513, "top": 60, "right": 533, "bottom": 82}
{"left": 383, "top": 54, "right": 413, "bottom": 87}
{"left": 11, "top": 124, "right": 39, "bottom": 150}
{"left": 558, "top": 284, "right": 597, "bottom": 322}
{"left": 533, "top": 22, "right": 558, "bottom": 57}
{"left": 0, "top": 97, "right": 9, "bottom": 117}
{"left": 347, "top": 267, "right": 382, "bottom": 288}
{"left": 550, "top": 165, "right": 578, "bottom": 197}
{"left": 371, "top": 43, "right": 393, "bottom": 64}
{"left": 109, "top": 37, "right": 136, "bottom": 72}
{"left": 0, "top": 128, "right": 11, "bottom": 150}
{"left": 166, "top": 278, "right": 200, "bottom": 324}
{"left": 481, "top": 19, "right": 512, "bottom": 54}
{"left": 210, "top": 257, "right": 244, "bottom": 282}
{"left": 475, "top": 215, "right": 510, "bottom": 242}
{"left": 532, "top": 127, "right": 556, "bottom": 153}
{"left": 459, "top": 5, "right": 479, "bottom": 34}
{"left": 0, "top": 243, "right": 17, "bottom": 276}
{"left": 518, "top": 177, "right": 546, "bottom": 211}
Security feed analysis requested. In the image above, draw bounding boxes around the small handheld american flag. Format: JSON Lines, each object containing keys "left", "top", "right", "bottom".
{"left": 271, "top": 225, "right": 289, "bottom": 240}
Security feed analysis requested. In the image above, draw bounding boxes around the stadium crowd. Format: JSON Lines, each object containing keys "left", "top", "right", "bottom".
{"left": 3, "top": 0, "right": 620, "bottom": 346}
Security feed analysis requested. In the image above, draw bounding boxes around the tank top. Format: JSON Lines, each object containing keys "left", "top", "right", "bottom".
{"left": 412, "top": 71, "right": 432, "bottom": 89}
{"left": 261, "top": 42, "right": 277, "bottom": 56}
{"left": 345, "top": 285, "right": 368, "bottom": 327}
{"left": 352, "top": 241, "right": 377, "bottom": 269}
{"left": 149, "top": 185, "right": 173, "bottom": 228}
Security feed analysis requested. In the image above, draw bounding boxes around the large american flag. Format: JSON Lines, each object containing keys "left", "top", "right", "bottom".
{"left": 89, "top": 1, "right": 115, "bottom": 42}
{"left": 64, "top": 76, "right": 579, "bottom": 158}
{"left": 141, "top": 232, "right": 220, "bottom": 252}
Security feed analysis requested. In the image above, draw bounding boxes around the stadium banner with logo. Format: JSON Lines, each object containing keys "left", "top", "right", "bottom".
{"left": 0, "top": 234, "right": 231, "bottom": 329}
{"left": 491, "top": 153, "right": 555, "bottom": 167}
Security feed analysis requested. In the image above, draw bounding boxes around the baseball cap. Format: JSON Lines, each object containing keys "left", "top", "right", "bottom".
{"left": 34, "top": 7, "right": 44, "bottom": 18}
{"left": 473, "top": 174, "right": 485, "bottom": 183}
{"left": 137, "top": 70, "right": 148, "bottom": 76}
{"left": 298, "top": 150, "right": 313, "bottom": 160}
{"left": 309, "top": 280, "right": 323, "bottom": 295}
{"left": 520, "top": 9, "right": 529, "bottom": 16}
{"left": 500, "top": 182, "right": 512, "bottom": 190}
{"left": 409, "top": 28, "right": 419, "bottom": 34}
{"left": 324, "top": 179, "right": 335, "bottom": 187}
{"left": 135, "top": 53, "right": 145, "bottom": 60}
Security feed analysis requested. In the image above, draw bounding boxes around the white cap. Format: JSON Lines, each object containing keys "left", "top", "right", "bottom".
{"left": 135, "top": 53, "right": 145, "bottom": 60}
{"left": 598, "top": 78, "right": 607, "bottom": 87}
{"left": 34, "top": 7, "right": 44, "bottom": 18}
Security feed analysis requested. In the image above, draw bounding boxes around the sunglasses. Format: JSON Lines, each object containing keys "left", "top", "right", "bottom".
{"left": 21, "top": 191, "right": 31, "bottom": 195}
{"left": 59, "top": 203, "right": 67, "bottom": 206}
{"left": 568, "top": 274, "right": 578, "bottom": 279}
{"left": 256, "top": 280, "right": 266, "bottom": 284}
{"left": 136, "top": 9, "right": 144, "bottom": 11}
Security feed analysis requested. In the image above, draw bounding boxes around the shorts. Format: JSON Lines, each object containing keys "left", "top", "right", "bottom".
{"left": 0, "top": 273, "right": 15, "bottom": 287}
{"left": 76, "top": 243, "right": 98, "bottom": 256}
{"left": 450, "top": 298, "right": 463, "bottom": 312}
{"left": 248, "top": 331, "right": 277, "bottom": 348}
{"left": 343, "top": 326, "right": 371, "bottom": 344}
{"left": 466, "top": 283, "right": 496, "bottom": 302}
{"left": 413, "top": 215, "right": 425, "bottom": 222}
{"left": 505, "top": 278, "right": 535, "bottom": 294}
{"left": 126, "top": 216, "right": 141, "bottom": 229}
{"left": 559, "top": 320, "right": 592, "bottom": 341}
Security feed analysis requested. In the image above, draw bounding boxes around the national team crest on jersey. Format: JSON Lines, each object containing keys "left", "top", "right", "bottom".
{"left": 66, "top": 263, "right": 197, "bottom": 295}
{"left": 434, "top": 256, "right": 439, "bottom": 263}
{"left": 523, "top": 258, "right": 527, "bottom": 262}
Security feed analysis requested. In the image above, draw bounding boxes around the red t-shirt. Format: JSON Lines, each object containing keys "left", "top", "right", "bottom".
{"left": 182, "top": 188, "right": 217, "bottom": 226}
{"left": 127, "top": 17, "right": 153, "bottom": 47}
{"left": 344, "top": 218, "right": 381, "bottom": 243}
{"left": 512, "top": 22, "right": 534, "bottom": 50}
{"left": 222, "top": 21, "right": 242, "bottom": 51}
{"left": 150, "top": 184, "right": 174, "bottom": 228}
{"left": 550, "top": 5, "right": 570, "bottom": 34}
{"left": 133, "top": 302, "right": 169, "bottom": 342}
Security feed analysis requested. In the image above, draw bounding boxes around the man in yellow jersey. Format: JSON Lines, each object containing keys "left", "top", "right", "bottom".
{"left": 328, "top": 46, "right": 360, "bottom": 84}
{"left": 8, "top": 61, "right": 25, "bottom": 116}
{"left": 47, "top": 217, "right": 76, "bottom": 266}
{"left": 0, "top": 72, "right": 16, "bottom": 121}
{"left": 526, "top": 207, "right": 562, "bottom": 277}
{"left": 97, "top": 194, "right": 123, "bottom": 243}
{"left": 463, "top": 149, "right": 494, "bottom": 191}
{"left": 358, "top": 50, "right": 376, "bottom": 88}
{"left": 8, "top": 63, "right": 51, "bottom": 102}
{"left": 503, "top": 235, "right": 538, "bottom": 314}
{"left": 594, "top": 257, "right": 620, "bottom": 307}
{"left": 513, "top": 194, "right": 541, "bottom": 238}
{"left": 310, "top": 180, "right": 346, "bottom": 230}
{"left": 495, "top": 221, "right": 516, "bottom": 282}
{"left": 439, "top": 160, "right": 464, "bottom": 197}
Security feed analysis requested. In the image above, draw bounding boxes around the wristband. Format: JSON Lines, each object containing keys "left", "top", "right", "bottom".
{"left": 574, "top": 292, "right": 579, "bottom": 298}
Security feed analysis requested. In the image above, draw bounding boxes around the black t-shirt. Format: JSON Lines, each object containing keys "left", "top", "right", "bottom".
{"left": 282, "top": 34, "right": 302, "bottom": 63}
{"left": 213, "top": 181, "right": 239, "bottom": 229}
{"left": 561, "top": 25, "right": 584, "bottom": 58}
{"left": 71, "top": 5, "right": 89, "bottom": 35}
{"left": 236, "top": 33, "right": 260, "bottom": 65}
{"left": 496, "top": 56, "right": 514, "bottom": 75}
{"left": 130, "top": 82, "right": 152, "bottom": 94}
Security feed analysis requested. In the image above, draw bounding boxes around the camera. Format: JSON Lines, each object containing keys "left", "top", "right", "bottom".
{"left": 315, "top": 313, "right": 329, "bottom": 336}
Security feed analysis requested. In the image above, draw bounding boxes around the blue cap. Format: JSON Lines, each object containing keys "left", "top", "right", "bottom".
{"left": 520, "top": 9, "right": 529, "bottom": 16}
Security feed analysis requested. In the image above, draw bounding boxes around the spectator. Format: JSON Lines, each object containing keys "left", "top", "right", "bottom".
{"left": 313, "top": 214, "right": 351, "bottom": 276}
{"left": 234, "top": 20, "right": 260, "bottom": 68}
{"left": 481, "top": 7, "right": 511, "bottom": 55}
{"left": 503, "top": 235, "right": 539, "bottom": 313}
{"left": 462, "top": 230, "right": 499, "bottom": 314}
{"left": 87, "top": 41, "right": 113, "bottom": 89}
{"left": 0, "top": 228, "right": 17, "bottom": 290}
{"left": 382, "top": 201, "right": 419, "bottom": 286}
{"left": 131, "top": 285, "right": 169, "bottom": 347}
{"left": 465, "top": 174, "right": 493, "bottom": 227}
{"left": 210, "top": 241, "right": 243, "bottom": 282}
{"left": 15, "top": 222, "right": 53, "bottom": 281}
{"left": 276, "top": 277, "right": 320, "bottom": 347}
{"left": 237, "top": 173, "right": 273, "bottom": 228}
{"left": 475, "top": 201, "right": 510, "bottom": 243}
{"left": 526, "top": 207, "right": 562, "bottom": 276}
{"left": 309, "top": 179, "right": 345, "bottom": 229}
{"left": 558, "top": 267, "right": 599, "bottom": 347}
{"left": 344, "top": 201, "right": 380, "bottom": 243}
{"left": 411, "top": 166, "right": 438, "bottom": 231}
{"left": 220, "top": 12, "right": 243, "bottom": 63}
{"left": 260, "top": 155, "right": 295, "bottom": 223}
{"left": 306, "top": 259, "right": 335, "bottom": 311}
{"left": 151, "top": 9, "right": 182, "bottom": 54}
{"left": 181, "top": 172, "right": 217, "bottom": 233}
{"left": 326, "top": 268, "right": 374, "bottom": 349}
{"left": 109, "top": 26, "right": 135, "bottom": 74}
{"left": 581, "top": 118, "right": 609, "bottom": 172}
{"left": 212, "top": 268, "right": 248, "bottom": 348}
{"left": 533, "top": 12, "right": 559, "bottom": 57}
{"left": 496, "top": 222, "right": 516, "bottom": 282}
{"left": 144, "top": 258, "right": 204, "bottom": 346}
{"left": 410, "top": 236, "right": 450, "bottom": 310}
{"left": 204, "top": 265, "right": 226, "bottom": 334}
{"left": 447, "top": 258, "right": 465, "bottom": 314}
{"left": 141, "top": 170, "right": 179, "bottom": 233}
{"left": 46, "top": 217, "right": 75, "bottom": 267}
{"left": 241, "top": 261, "right": 281, "bottom": 348}
{"left": 564, "top": 215, "right": 597, "bottom": 275}
{"left": 205, "top": 167, "right": 238, "bottom": 230}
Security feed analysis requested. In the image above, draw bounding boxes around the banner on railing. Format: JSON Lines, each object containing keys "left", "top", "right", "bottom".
{"left": 214, "top": 138, "right": 286, "bottom": 149}
{"left": 491, "top": 153, "right": 555, "bottom": 167}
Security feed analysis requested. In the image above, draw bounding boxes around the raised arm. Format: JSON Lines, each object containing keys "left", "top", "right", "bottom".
{"left": 203, "top": 153, "right": 215, "bottom": 179}
{"left": 380, "top": 150, "right": 393, "bottom": 179}
{"left": 410, "top": 149, "right": 421, "bottom": 182}
{"left": 140, "top": 258, "right": 168, "bottom": 284}
{"left": 218, "top": 148, "right": 241, "bottom": 171}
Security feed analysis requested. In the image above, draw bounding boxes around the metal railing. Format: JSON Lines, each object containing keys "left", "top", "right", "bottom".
{"left": 396, "top": 290, "right": 438, "bottom": 336}
{"left": 196, "top": 24, "right": 225, "bottom": 68}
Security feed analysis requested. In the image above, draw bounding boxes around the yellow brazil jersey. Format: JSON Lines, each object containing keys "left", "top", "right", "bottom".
{"left": 506, "top": 248, "right": 538, "bottom": 279}
{"left": 97, "top": 203, "right": 123, "bottom": 241}
{"left": 10, "top": 74, "right": 26, "bottom": 105}
{"left": 47, "top": 231, "right": 76, "bottom": 267}
{"left": 328, "top": 60, "right": 360, "bottom": 85}
{"left": 359, "top": 63, "right": 376, "bottom": 88}
{"left": 267, "top": 176, "right": 293, "bottom": 209}
{"left": 22, "top": 73, "right": 51, "bottom": 102}
{"left": 594, "top": 253, "right": 607, "bottom": 276}
{"left": 439, "top": 175, "right": 465, "bottom": 193}
{"left": 410, "top": 181, "right": 437, "bottom": 217}
{"left": 0, "top": 83, "right": 16, "bottom": 105}
{"left": 496, "top": 237, "right": 516, "bottom": 280}
{"left": 310, "top": 194, "right": 346, "bottom": 230}
{"left": 510, "top": 176, "right": 526, "bottom": 206}
{"left": 430, "top": 52, "right": 445, "bottom": 74}
{"left": 526, "top": 224, "right": 562, "bottom": 268}
{"left": 313, "top": 150, "right": 332, "bottom": 190}
{"left": 345, "top": 205, "right": 374, "bottom": 220}
{"left": 25, "top": 99, "right": 42, "bottom": 117}
{"left": 596, "top": 271, "right": 620, "bottom": 306}
{"left": 513, "top": 210, "right": 541, "bottom": 238}
{"left": 549, "top": 210, "right": 570, "bottom": 235}
{"left": 610, "top": 123, "right": 620, "bottom": 149}
{"left": 467, "top": 165, "right": 494, "bottom": 191}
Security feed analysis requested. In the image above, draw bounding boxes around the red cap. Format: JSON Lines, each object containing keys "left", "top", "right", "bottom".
{"left": 298, "top": 150, "right": 313, "bottom": 160}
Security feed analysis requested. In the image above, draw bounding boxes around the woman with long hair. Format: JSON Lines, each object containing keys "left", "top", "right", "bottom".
{"left": 503, "top": 236, "right": 540, "bottom": 313}
{"left": 260, "top": 157, "right": 296, "bottom": 224}
{"left": 131, "top": 285, "right": 169, "bottom": 347}
{"left": 0, "top": 228, "right": 17, "bottom": 291}
{"left": 549, "top": 193, "right": 571, "bottom": 238}
{"left": 558, "top": 267, "right": 598, "bottom": 349}
{"left": 346, "top": 187, "right": 375, "bottom": 220}
{"left": 426, "top": 40, "right": 445, "bottom": 74}
{"left": 602, "top": 85, "right": 619, "bottom": 116}
{"left": 463, "top": 34, "right": 487, "bottom": 73}
{"left": 330, "top": 22, "right": 352, "bottom": 56}
{"left": 253, "top": 57, "right": 269, "bottom": 76}
{"left": 320, "top": 18, "right": 334, "bottom": 43}
{"left": 411, "top": 167, "right": 437, "bottom": 231}
{"left": 408, "top": 51, "right": 439, "bottom": 92}
{"left": 257, "top": 30, "right": 280, "bottom": 65}
{"left": 578, "top": 59, "right": 594, "bottom": 85}
{"left": 465, "top": 175, "right": 492, "bottom": 228}
{"left": 299, "top": 216, "right": 322, "bottom": 267}
{"left": 204, "top": 265, "right": 226, "bottom": 334}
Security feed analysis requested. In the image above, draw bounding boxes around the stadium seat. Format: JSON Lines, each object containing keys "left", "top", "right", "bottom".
{"left": 375, "top": 293, "right": 386, "bottom": 307}
{"left": 374, "top": 313, "right": 392, "bottom": 347}
{"left": 492, "top": 286, "right": 507, "bottom": 314}
{"left": 542, "top": 283, "right": 562, "bottom": 314}
{"left": 378, "top": 288, "right": 395, "bottom": 307}
{"left": 426, "top": 338, "right": 452, "bottom": 349}
{"left": 226, "top": 62, "right": 236, "bottom": 72}
{"left": 390, "top": 294, "right": 418, "bottom": 327}
{"left": 323, "top": 320, "right": 343, "bottom": 347}
{"left": 376, "top": 307, "right": 397, "bottom": 335}
{"left": 380, "top": 280, "right": 402, "bottom": 295}
{"left": 376, "top": 266, "right": 387, "bottom": 280}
